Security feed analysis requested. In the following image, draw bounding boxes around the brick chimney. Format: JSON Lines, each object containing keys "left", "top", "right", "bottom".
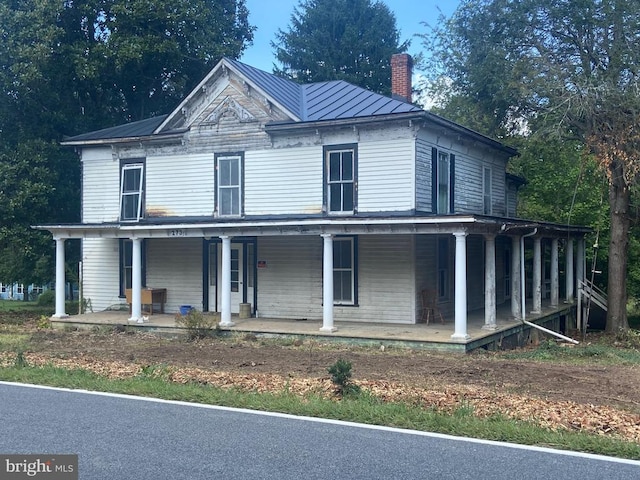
{"left": 391, "top": 53, "right": 413, "bottom": 103}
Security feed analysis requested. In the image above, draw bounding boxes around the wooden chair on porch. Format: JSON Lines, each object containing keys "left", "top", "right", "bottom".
{"left": 420, "top": 289, "right": 444, "bottom": 325}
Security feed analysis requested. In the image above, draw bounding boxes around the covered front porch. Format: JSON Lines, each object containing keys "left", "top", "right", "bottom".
{"left": 39, "top": 214, "right": 589, "bottom": 345}
{"left": 52, "top": 300, "right": 577, "bottom": 353}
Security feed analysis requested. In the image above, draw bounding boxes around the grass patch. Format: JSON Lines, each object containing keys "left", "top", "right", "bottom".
{"left": 501, "top": 338, "right": 640, "bottom": 365}
{"left": 0, "top": 363, "right": 638, "bottom": 460}
{"left": 0, "top": 332, "right": 30, "bottom": 352}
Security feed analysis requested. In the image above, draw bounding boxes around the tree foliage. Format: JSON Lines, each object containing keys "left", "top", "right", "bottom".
{"left": 424, "top": 0, "right": 640, "bottom": 332}
{"left": 272, "top": 0, "right": 409, "bottom": 95}
{"left": 0, "top": 0, "right": 255, "bottom": 291}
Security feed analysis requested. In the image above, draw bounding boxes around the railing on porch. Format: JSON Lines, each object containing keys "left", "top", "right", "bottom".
{"left": 577, "top": 279, "right": 608, "bottom": 331}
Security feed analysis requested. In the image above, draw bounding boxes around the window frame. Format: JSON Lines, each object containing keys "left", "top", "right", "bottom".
{"left": 215, "top": 153, "right": 244, "bottom": 217}
{"left": 504, "top": 246, "right": 511, "bottom": 299}
{"left": 483, "top": 166, "right": 493, "bottom": 215}
{"left": 437, "top": 236, "right": 450, "bottom": 301}
{"left": 324, "top": 144, "right": 357, "bottom": 215}
{"left": 332, "top": 236, "right": 358, "bottom": 306}
{"left": 431, "top": 147, "right": 455, "bottom": 214}
{"left": 119, "top": 159, "right": 145, "bottom": 222}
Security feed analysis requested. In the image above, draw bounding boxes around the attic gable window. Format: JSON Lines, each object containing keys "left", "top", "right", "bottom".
{"left": 120, "top": 160, "right": 145, "bottom": 222}
{"left": 325, "top": 144, "right": 357, "bottom": 215}
{"left": 431, "top": 148, "right": 455, "bottom": 214}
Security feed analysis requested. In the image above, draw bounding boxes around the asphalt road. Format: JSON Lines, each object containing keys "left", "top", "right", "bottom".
{"left": 0, "top": 382, "right": 638, "bottom": 479}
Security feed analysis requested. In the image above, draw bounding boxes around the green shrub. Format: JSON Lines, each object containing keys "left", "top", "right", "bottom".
{"left": 14, "top": 350, "right": 28, "bottom": 368}
{"left": 37, "top": 290, "right": 55, "bottom": 306}
{"left": 328, "top": 358, "right": 361, "bottom": 397}
{"left": 175, "top": 309, "right": 218, "bottom": 340}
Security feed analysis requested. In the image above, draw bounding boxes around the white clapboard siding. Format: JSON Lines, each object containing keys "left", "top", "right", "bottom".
{"left": 416, "top": 129, "right": 513, "bottom": 216}
{"left": 244, "top": 147, "right": 323, "bottom": 215}
{"left": 146, "top": 154, "right": 215, "bottom": 217}
{"left": 415, "top": 139, "right": 432, "bottom": 212}
{"left": 255, "top": 236, "right": 323, "bottom": 319}
{"left": 81, "top": 238, "right": 121, "bottom": 311}
{"left": 82, "top": 148, "right": 120, "bottom": 223}
{"left": 146, "top": 238, "right": 203, "bottom": 312}
{"left": 256, "top": 235, "right": 416, "bottom": 323}
{"left": 337, "top": 235, "right": 415, "bottom": 323}
{"left": 357, "top": 140, "right": 415, "bottom": 212}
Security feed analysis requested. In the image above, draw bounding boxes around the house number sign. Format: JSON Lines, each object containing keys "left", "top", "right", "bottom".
{"left": 168, "top": 229, "right": 187, "bottom": 237}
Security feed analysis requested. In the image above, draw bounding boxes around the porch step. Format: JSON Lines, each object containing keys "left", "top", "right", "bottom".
{"left": 577, "top": 279, "right": 607, "bottom": 330}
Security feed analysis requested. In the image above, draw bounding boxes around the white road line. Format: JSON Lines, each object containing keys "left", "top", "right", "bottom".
{"left": 2, "top": 380, "right": 639, "bottom": 466}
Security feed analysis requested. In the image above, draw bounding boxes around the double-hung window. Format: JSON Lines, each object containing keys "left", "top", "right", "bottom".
{"left": 325, "top": 145, "right": 357, "bottom": 214}
{"left": 216, "top": 154, "right": 243, "bottom": 217}
{"left": 483, "top": 166, "right": 493, "bottom": 215}
{"left": 437, "top": 236, "right": 450, "bottom": 300}
{"left": 120, "top": 161, "right": 144, "bottom": 222}
{"left": 119, "top": 239, "right": 146, "bottom": 297}
{"left": 333, "top": 237, "right": 357, "bottom": 305}
{"left": 431, "top": 148, "right": 455, "bottom": 214}
{"left": 504, "top": 247, "right": 511, "bottom": 299}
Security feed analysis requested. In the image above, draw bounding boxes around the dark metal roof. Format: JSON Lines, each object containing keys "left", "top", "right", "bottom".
{"left": 224, "top": 58, "right": 421, "bottom": 121}
{"left": 62, "top": 115, "right": 168, "bottom": 143}
{"left": 60, "top": 59, "right": 505, "bottom": 153}
{"left": 224, "top": 58, "right": 302, "bottom": 118}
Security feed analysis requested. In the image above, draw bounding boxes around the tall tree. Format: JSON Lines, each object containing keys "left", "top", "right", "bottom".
{"left": 0, "top": 0, "right": 255, "bottom": 293}
{"left": 272, "top": 0, "right": 409, "bottom": 95}
{"left": 424, "top": 0, "right": 640, "bottom": 332}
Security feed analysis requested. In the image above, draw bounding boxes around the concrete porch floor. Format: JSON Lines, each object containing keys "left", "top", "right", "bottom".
{"left": 52, "top": 300, "right": 578, "bottom": 352}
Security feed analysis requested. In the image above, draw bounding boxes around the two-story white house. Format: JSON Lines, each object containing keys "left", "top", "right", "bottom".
{"left": 39, "top": 55, "right": 589, "bottom": 342}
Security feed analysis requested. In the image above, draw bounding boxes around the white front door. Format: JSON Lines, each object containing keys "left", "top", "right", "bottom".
{"left": 208, "top": 242, "right": 254, "bottom": 314}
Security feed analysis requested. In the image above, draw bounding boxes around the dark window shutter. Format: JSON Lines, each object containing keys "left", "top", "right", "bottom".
{"left": 450, "top": 154, "right": 456, "bottom": 213}
{"left": 431, "top": 147, "right": 438, "bottom": 213}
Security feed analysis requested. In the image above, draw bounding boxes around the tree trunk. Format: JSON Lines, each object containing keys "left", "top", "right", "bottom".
{"left": 606, "top": 158, "right": 630, "bottom": 333}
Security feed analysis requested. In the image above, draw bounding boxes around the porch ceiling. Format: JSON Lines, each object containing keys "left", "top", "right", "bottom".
{"left": 34, "top": 215, "right": 590, "bottom": 240}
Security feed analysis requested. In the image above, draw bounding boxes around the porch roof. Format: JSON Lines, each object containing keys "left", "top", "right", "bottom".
{"left": 35, "top": 214, "right": 590, "bottom": 240}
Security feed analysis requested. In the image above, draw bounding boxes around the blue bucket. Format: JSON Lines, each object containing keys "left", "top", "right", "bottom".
{"left": 179, "top": 305, "right": 193, "bottom": 315}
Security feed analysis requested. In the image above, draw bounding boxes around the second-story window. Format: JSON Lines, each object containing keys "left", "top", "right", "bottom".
{"left": 120, "top": 160, "right": 144, "bottom": 222}
{"left": 431, "top": 148, "right": 455, "bottom": 214}
{"left": 216, "top": 154, "right": 243, "bottom": 217}
{"left": 325, "top": 145, "right": 357, "bottom": 214}
{"left": 483, "top": 166, "right": 492, "bottom": 215}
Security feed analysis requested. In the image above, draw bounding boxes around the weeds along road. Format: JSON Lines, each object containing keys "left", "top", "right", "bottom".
{"left": 1, "top": 382, "right": 639, "bottom": 480}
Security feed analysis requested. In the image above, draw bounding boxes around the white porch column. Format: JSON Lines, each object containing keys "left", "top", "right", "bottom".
{"left": 451, "top": 231, "right": 470, "bottom": 341}
{"left": 576, "top": 236, "right": 585, "bottom": 293}
{"left": 550, "top": 238, "right": 559, "bottom": 307}
{"left": 565, "top": 238, "right": 574, "bottom": 303}
{"left": 483, "top": 234, "right": 497, "bottom": 330}
{"left": 532, "top": 236, "right": 542, "bottom": 314}
{"left": 511, "top": 236, "right": 522, "bottom": 320}
{"left": 128, "top": 237, "right": 143, "bottom": 323}
{"left": 53, "top": 237, "right": 68, "bottom": 318}
{"left": 320, "top": 233, "right": 337, "bottom": 332}
{"left": 219, "top": 235, "right": 234, "bottom": 327}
